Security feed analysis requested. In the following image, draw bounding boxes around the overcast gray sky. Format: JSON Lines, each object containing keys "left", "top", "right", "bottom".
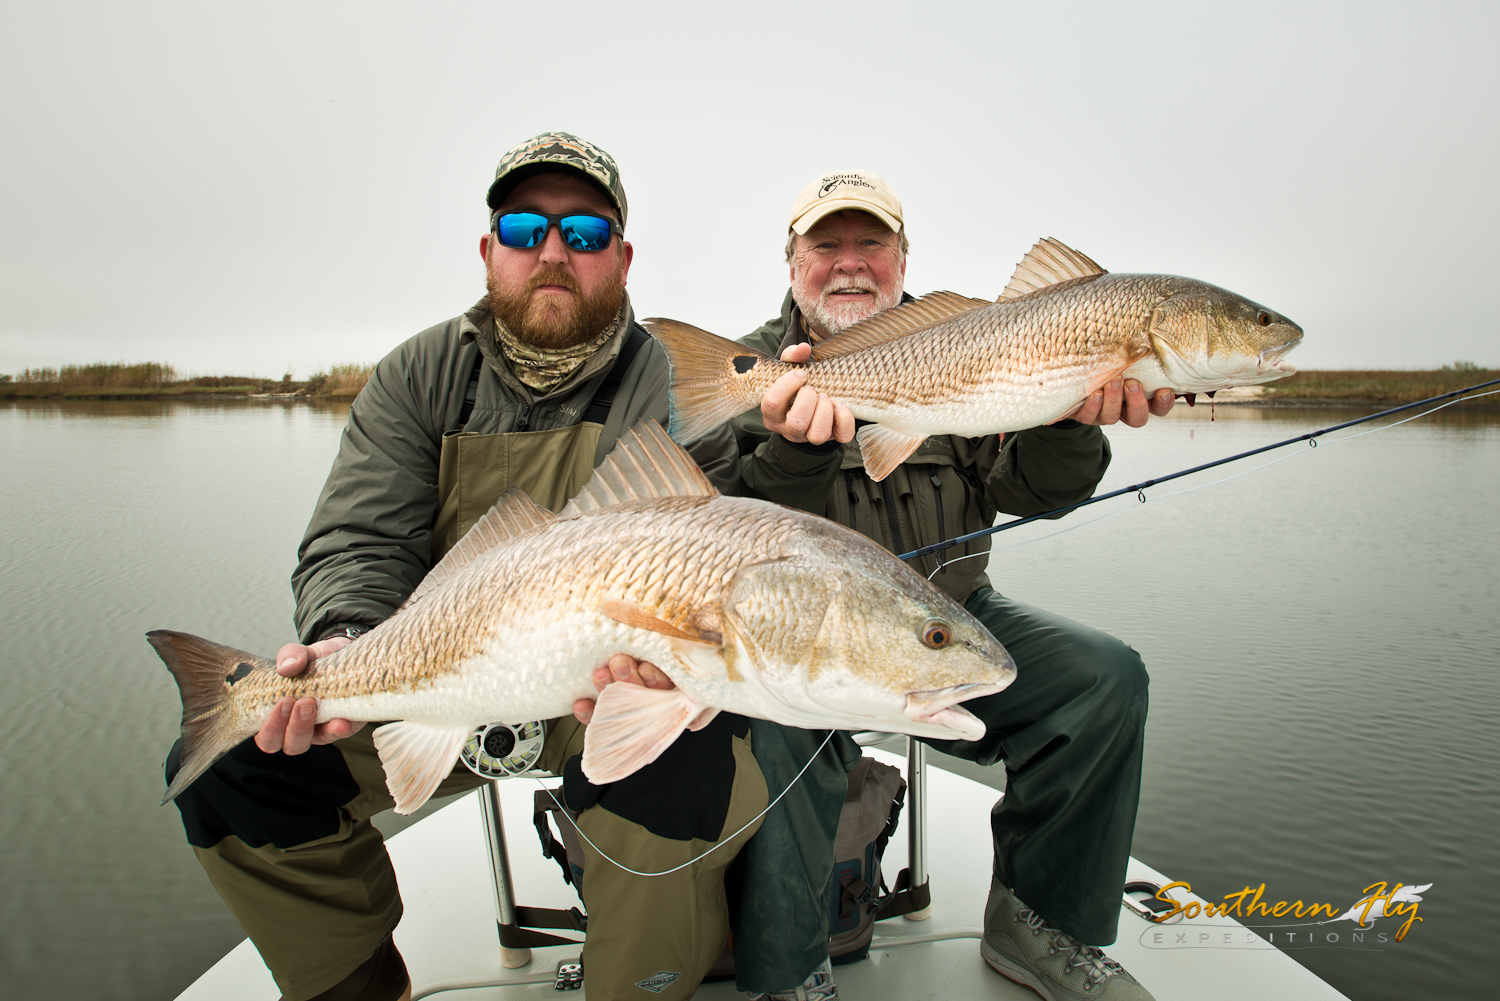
{"left": 2, "top": 0, "right": 1495, "bottom": 377}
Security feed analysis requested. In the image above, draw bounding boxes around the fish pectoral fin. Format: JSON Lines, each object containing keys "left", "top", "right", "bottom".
{"left": 598, "top": 599, "right": 723, "bottom": 647}
{"left": 1048, "top": 347, "right": 1159, "bottom": 423}
{"left": 372, "top": 721, "right": 472, "bottom": 815}
{"left": 581, "top": 682, "right": 705, "bottom": 784}
{"left": 855, "top": 424, "right": 927, "bottom": 482}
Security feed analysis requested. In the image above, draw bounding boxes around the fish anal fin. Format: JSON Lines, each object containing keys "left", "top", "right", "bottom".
{"left": 999, "top": 238, "right": 1108, "bottom": 300}
{"left": 562, "top": 419, "right": 719, "bottom": 517}
{"left": 598, "top": 598, "right": 723, "bottom": 647}
{"left": 372, "top": 721, "right": 472, "bottom": 815}
{"left": 402, "top": 488, "right": 556, "bottom": 610}
{"left": 855, "top": 424, "right": 928, "bottom": 482}
{"left": 581, "top": 683, "right": 705, "bottom": 783}
{"left": 809, "top": 291, "right": 990, "bottom": 361}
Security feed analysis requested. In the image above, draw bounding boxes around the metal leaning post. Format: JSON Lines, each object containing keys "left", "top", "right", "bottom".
{"left": 479, "top": 781, "right": 532, "bottom": 970}
{"left": 466, "top": 734, "right": 936, "bottom": 989}
{"left": 450, "top": 374, "right": 1500, "bottom": 990}
{"left": 905, "top": 737, "right": 932, "bottom": 921}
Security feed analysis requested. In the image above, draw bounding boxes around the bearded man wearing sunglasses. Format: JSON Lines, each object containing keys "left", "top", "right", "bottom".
{"left": 722, "top": 172, "right": 1175, "bottom": 1001}
{"left": 164, "top": 133, "right": 812, "bottom": 1001}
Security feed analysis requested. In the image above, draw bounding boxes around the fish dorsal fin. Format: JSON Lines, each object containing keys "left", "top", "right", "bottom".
{"left": 402, "top": 488, "right": 555, "bottom": 609}
{"left": 999, "top": 238, "right": 1108, "bottom": 300}
{"left": 808, "top": 291, "right": 992, "bottom": 361}
{"left": 561, "top": 419, "right": 717, "bottom": 516}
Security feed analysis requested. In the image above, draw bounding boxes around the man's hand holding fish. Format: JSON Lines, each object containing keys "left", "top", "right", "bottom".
{"left": 153, "top": 135, "right": 960, "bottom": 1001}
{"left": 663, "top": 169, "right": 1297, "bottom": 1001}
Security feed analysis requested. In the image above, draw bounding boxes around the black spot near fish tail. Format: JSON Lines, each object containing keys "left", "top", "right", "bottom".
{"left": 225, "top": 662, "right": 254, "bottom": 685}
{"left": 733, "top": 356, "right": 758, "bottom": 374}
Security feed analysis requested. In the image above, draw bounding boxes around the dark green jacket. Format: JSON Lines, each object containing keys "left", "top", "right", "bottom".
{"left": 735, "top": 290, "right": 1111, "bottom": 603}
{"left": 292, "top": 294, "right": 741, "bottom": 643}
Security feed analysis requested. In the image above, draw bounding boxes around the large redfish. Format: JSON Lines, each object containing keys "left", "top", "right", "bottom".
{"left": 648, "top": 238, "right": 1303, "bottom": 481}
{"left": 150, "top": 421, "right": 1015, "bottom": 815}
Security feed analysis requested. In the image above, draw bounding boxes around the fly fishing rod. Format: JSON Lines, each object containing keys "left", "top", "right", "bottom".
{"left": 899, "top": 376, "right": 1500, "bottom": 563}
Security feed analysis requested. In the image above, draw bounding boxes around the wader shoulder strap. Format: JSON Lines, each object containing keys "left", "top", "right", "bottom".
{"left": 582, "top": 325, "right": 648, "bottom": 425}
{"left": 458, "top": 355, "right": 484, "bottom": 427}
{"left": 458, "top": 325, "right": 647, "bottom": 430}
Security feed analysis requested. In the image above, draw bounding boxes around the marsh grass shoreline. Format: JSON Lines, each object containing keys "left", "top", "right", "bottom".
{"left": 1259, "top": 364, "right": 1498, "bottom": 406}
{"left": 0, "top": 362, "right": 374, "bottom": 400}
{"left": 2, "top": 363, "right": 1496, "bottom": 406}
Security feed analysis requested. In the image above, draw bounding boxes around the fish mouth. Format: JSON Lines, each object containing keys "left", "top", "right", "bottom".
{"left": 905, "top": 682, "right": 1008, "bottom": 741}
{"left": 1156, "top": 336, "right": 1302, "bottom": 389}
{"left": 1259, "top": 338, "right": 1300, "bottom": 374}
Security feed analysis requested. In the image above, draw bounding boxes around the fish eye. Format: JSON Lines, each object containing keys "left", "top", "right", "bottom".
{"left": 921, "top": 621, "right": 951, "bottom": 649}
{"left": 1256, "top": 310, "right": 1273, "bottom": 326}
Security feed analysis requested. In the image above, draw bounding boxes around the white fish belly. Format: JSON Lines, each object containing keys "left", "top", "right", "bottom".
{"left": 315, "top": 613, "right": 706, "bottom": 728}
{"left": 856, "top": 375, "right": 1092, "bottom": 436}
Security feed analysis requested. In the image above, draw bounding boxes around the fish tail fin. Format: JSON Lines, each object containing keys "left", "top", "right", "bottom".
{"left": 147, "top": 629, "right": 269, "bottom": 804}
{"left": 643, "top": 317, "right": 777, "bottom": 443}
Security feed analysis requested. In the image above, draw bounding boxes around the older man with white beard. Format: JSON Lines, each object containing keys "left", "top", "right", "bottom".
{"left": 729, "top": 171, "right": 1172, "bottom": 1001}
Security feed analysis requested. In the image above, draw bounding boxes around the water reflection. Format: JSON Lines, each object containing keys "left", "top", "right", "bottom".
{"left": 1, "top": 400, "right": 1495, "bottom": 1001}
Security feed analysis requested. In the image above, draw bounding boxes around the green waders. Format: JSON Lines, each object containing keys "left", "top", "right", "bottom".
{"left": 176, "top": 422, "right": 770, "bottom": 1000}
{"left": 921, "top": 587, "right": 1149, "bottom": 947}
{"left": 726, "top": 586, "right": 1148, "bottom": 993}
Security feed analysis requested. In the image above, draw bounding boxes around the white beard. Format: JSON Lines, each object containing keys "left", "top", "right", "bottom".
{"left": 794, "top": 273, "right": 904, "bottom": 338}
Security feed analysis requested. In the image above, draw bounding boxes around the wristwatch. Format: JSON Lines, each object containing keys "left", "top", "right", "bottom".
{"left": 323, "top": 623, "right": 370, "bottom": 643}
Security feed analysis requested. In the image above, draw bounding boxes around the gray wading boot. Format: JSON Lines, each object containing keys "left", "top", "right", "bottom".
{"left": 745, "top": 956, "right": 838, "bottom": 1001}
{"left": 981, "top": 880, "right": 1154, "bottom": 1000}
{"left": 280, "top": 934, "right": 411, "bottom": 1001}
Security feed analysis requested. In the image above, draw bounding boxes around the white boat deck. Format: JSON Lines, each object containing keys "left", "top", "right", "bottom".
{"left": 178, "top": 749, "right": 1349, "bottom": 1000}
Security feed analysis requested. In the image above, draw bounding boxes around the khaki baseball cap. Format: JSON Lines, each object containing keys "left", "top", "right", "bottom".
{"left": 486, "top": 131, "right": 629, "bottom": 229}
{"left": 789, "top": 170, "right": 903, "bottom": 235}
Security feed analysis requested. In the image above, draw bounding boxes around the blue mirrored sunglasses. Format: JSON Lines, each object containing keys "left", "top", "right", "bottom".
{"left": 491, "top": 211, "right": 621, "bottom": 252}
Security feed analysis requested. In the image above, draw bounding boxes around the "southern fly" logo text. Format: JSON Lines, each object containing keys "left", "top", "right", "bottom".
{"left": 1139, "top": 880, "right": 1429, "bottom": 950}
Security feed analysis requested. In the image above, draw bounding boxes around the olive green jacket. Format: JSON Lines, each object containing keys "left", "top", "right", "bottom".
{"left": 292, "top": 294, "right": 741, "bottom": 644}
{"left": 735, "top": 290, "right": 1112, "bottom": 604}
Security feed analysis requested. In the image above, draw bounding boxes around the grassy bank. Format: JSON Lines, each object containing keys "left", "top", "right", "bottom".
{"left": 1262, "top": 364, "right": 1497, "bottom": 404}
{"left": 0, "top": 362, "right": 374, "bottom": 399}
{"left": 5, "top": 361, "right": 1495, "bottom": 406}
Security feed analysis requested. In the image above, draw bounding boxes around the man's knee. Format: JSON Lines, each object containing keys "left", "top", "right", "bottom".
{"left": 569, "top": 720, "right": 765, "bottom": 1001}
{"left": 1077, "top": 633, "right": 1149, "bottom": 704}
{"left": 562, "top": 713, "right": 755, "bottom": 842}
{"left": 167, "top": 735, "right": 361, "bottom": 850}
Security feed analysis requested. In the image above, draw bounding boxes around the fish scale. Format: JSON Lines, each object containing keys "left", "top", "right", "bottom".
{"left": 149, "top": 422, "right": 1019, "bottom": 814}
{"left": 649, "top": 239, "right": 1302, "bottom": 481}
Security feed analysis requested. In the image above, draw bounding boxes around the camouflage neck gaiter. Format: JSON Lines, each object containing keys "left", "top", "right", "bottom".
{"left": 493, "top": 307, "right": 622, "bottom": 394}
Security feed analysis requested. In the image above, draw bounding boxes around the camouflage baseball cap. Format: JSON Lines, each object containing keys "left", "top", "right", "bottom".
{"left": 486, "top": 131, "right": 628, "bottom": 229}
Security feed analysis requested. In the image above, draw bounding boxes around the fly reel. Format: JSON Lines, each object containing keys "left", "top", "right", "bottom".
{"left": 460, "top": 720, "right": 547, "bottom": 778}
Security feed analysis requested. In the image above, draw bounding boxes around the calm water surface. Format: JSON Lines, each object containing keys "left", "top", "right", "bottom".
{"left": 2, "top": 399, "right": 1496, "bottom": 1001}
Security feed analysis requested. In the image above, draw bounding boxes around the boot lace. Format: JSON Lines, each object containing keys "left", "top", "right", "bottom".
{"left": 1014, "top": 903, "right": 1127, "bottom": 989}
